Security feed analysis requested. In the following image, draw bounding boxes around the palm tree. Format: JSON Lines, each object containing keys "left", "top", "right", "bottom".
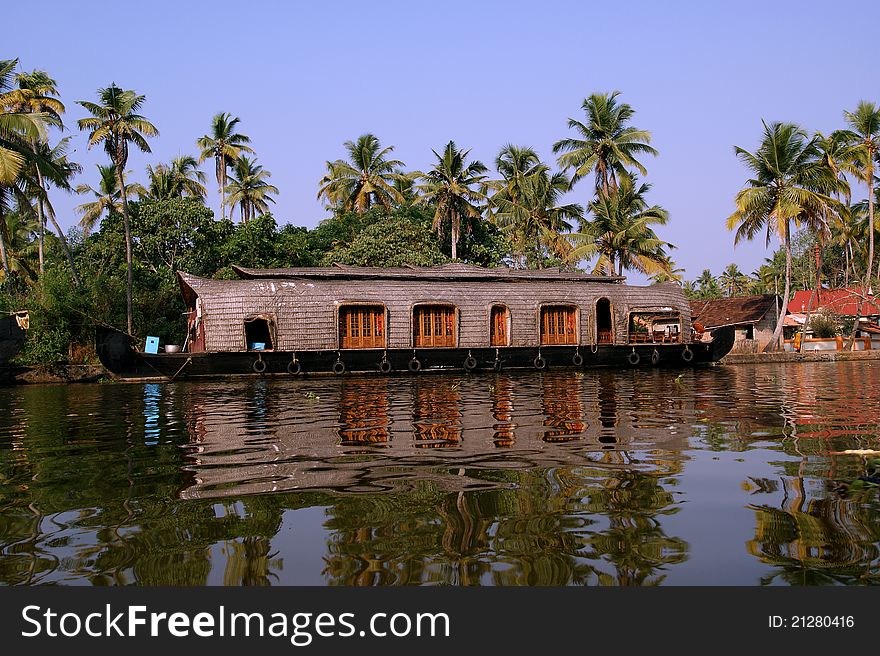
{"left": 317, "top": 134, "right": 404, "bottom": 212}
{"left": 488, "top": 144, "right": 542, "bottom": 203}
{"left": 726, "top": 121, "right": 844, "bottom": 351}
{"left": 492, "top": 166, "right": 582, "bottom": 268}
{"left": 570, "top": 174, "right": 671, "bottom": 276}
{"left": 719, "top": 263, "right": 749, "bottom": 297}
{"left": 143, "top": 155, "right": 206, "bottom": 201}
{"left": 224, "top": 156, "right": 279, "bottom": 223}
{"left": 24, "top": 136, "right": 82, "bottom": 283}
{"left": 415, "top": 141, "right": 488, "bottom": 260}
{"left": 0, "top": 208, "right": 39, "bottom": 281}
{"left": 77, "top": 84, "right": 159, "bottom": 334}
{"left": 840, "top": 101, "right": 880, "bottom": 286}
{"left": 694, "top": 269, "right": 721, "bottom": 298}
{"left": 76, "top": 164, "right": 146, "bottom": 233}
{"left": 0, "top": 58, "right": 50, "bottom": 280}
{"left": 196, "top": 113, "right": 253, "bottom": 221}
{"left": 553, "top": 91, "right": 657, "bottom": 198}
{"left": 649, "top": 256, "right": 684, "bottom": 284}
{"left": 12, "top": 69, "right": 65, "bottom": 276}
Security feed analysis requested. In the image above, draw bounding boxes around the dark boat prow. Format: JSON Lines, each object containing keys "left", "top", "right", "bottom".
{"left": 0, "top": 312, "right": 28, "bottom": 366}
{"left": 707, "top": 325, "right": 736, "bottom": 361}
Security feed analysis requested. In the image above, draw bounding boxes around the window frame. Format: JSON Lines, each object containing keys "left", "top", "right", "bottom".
{"left": 489, "top": 303, "right": 511, "bottom": 347}
{"left": 412, "top": 303, "right": 458, "bottom": 348}
{"left": 538, "top": 304, "right": 579, "bottom": 346}
{"left": 337, "top": 303, "right": 388, "bottom": 350}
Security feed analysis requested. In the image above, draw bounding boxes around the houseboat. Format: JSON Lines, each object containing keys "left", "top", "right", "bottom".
{"left": 96, "top": 263, "right": 735, "bottom": 380}
{"left": 0, "top": 312, "right": 28, "bottom": 366}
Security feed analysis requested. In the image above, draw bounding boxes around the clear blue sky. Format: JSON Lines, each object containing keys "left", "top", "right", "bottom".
{"left": 6, "top": 0, "right": 878, "bottom": 282}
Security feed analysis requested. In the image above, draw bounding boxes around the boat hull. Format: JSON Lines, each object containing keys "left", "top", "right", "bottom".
{"left": 0, "top": 315, "right": 26, "bottom": 366}
{"left": 96, "top": 326, "right": 735, "bottom": 380}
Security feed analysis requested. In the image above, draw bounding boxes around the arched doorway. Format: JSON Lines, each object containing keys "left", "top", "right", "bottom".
{"left": 596, "top": 298, "right": 613, "bottom": 344}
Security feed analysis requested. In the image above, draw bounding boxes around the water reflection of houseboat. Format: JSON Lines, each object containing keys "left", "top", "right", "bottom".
{"left": 175, "top": 373, "right": 691, "bottom": 500}
{"left": 97, "top": 264, "right": 734, "bottom": 380}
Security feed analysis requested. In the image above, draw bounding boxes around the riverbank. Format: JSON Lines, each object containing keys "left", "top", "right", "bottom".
{"left": 721, "top": 349, "right": 880, "bottom": 365}
{"left": 0, "top": 364, "right": 110, "bottom": 385}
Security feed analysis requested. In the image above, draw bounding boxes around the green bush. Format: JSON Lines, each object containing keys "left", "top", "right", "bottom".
{"left": 809, "top": 311, "right": 839, "bottom": 338}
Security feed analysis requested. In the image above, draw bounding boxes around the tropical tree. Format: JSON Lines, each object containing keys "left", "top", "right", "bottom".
{"left": 570, "top": 174, "right": 671, "bottom": 276}
{"left": 11, "top": 69, "right": 66, "bottom": 275}
{"left": 0, "top": 207, "right": 39, "bottom": 280}
{"left": 77, "top": 84, "right": 159, "bottom": 334}
{"left": 726, "top": 121, "right": 845, "bottom": 351}
{"left": 840, "top": 101, "right": 880, "bottom": 285}
{"left": 196, "top": 113, "right": 253, "bottom": 221}
{"left": 719, "top": 263, "right": 750, "bottom": 296}
{"left": 143, "top": 155, "right": 206, "bottom": 201}
{"left": 492, "top": 166, "right": 582, "bottom": 268}
{"left": 23, "top": 136, "right": 82, "bottom": 283}
{"left": 76, "top": 164, "right": 146, "bottom": 233}
{"left": 317, "top": 134, "right": 404, "bottom": 212}
{"left": 488, "top": 145, "right": 542, "bottom": 204}
{"left": 649, "top": 256, "right": 684, "bottom": 284}
{"left": 553, "top": 91, "right": 657, "bottom": 198}
{"left": 415, "top": 141, "right": 488, "bottom": 260}
{"left": 224, "top": 156, "right": 279, "bottom": 223}
{"left": 0, "top": 58, "right": 51, "bottom": 280}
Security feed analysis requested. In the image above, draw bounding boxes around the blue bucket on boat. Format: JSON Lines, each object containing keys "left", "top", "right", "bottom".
{"left": 145, "top": 336, "right": 160, "bottom": 354}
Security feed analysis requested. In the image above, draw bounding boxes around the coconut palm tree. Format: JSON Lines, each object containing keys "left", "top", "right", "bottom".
{"left": 415, "top": 141, "right": 488, "bottom": 261}
{"left": 224, "top": 156, "right": 279, "bottom": 223}
{"left": 719, "top": 263, "right": 750, "bottom": 297}
{"left": 143, "top": 155, "right": 207, "bottom": 201}
{"left": 22, "top": 136, "right": 82, "bottom": 283}
{"left": 694, "top": 269, "right": 721, "bottom": 298}
{"left": 570, "top": 174, "right": 671, "bottom": 276}
{"left": 196, "top": 113, "right": 253, "bottom": 221}
{"left": 0, "top": 58, "right": 51, "bottom": 280}
{"left": 317, "top": 134, "right": 405, "bottom": 212}
{"left": 492, "top": 166, "right": 582, "bottom": 268}
{"left": 553, "top": 91, "right": 657, "bottom": 198}
{"left": 840, "top": 101, "right": 880, "bottom": 286}
{"left": 0, "top": 207, "right": 39, "bottom": 281}
{"left": 77, "top": 84, "right": 158, "bottom": 334}
{"left": 649, "top": 256, "right": 684, "bottom": 284}
{"left": 487, "top": 144, "right": 542, "bottom": 204}
{"left": 726, "top": 121, "right": 845, "bottom": 351}
{"left": 76, "top": 164, "right": 146, "bottom": 233}
{"left": 12, "top": 69, "right": 65, "bottom": 275}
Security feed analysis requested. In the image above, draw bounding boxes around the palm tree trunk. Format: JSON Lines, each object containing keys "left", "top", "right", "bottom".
{"left": 868, "top": 176, "right": 875, "bottom": 290}
{"left": 0, "top": 205, "right": 10, "bottom": 279}
{"left": 217, "top": 156, "right": 226, "bottom": 222}
{"left": 765, "top": 221, "right": 792, "bottom": 352}
{"left": 451, "top": 211, "right": 459, "bottom": 260}
{"left": 115, "top": 162, "right": 134, "bottom": 335}
{"left": 798, "top": 246, "right": 823, "bottom": 352}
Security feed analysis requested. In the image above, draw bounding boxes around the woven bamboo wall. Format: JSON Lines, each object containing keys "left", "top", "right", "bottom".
{"left": 179, "top": 272, "right": 693, "bottom": 352}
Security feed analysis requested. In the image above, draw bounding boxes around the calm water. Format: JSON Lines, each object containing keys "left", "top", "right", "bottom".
{"left": 1, "top": 363, "right": 879, "bottom": 586}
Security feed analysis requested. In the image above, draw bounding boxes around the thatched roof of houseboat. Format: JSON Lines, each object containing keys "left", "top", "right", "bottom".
{"left": 690, "top": 294, "right": 778, "bottom": 329}
{"left": 231, "top": 263, "right": 625, "bottom": 283}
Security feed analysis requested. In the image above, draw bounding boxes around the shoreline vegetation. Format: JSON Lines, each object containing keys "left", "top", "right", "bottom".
{"left": 2, "top": 56, "right": 879, "bottom": 370}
